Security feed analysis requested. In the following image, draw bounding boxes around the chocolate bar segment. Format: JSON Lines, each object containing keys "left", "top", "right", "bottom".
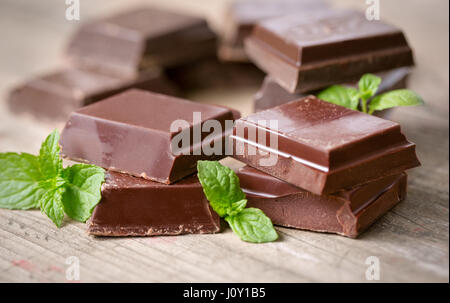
{"left": 66, "top": 7, "right": 217, "bottom": 76}
{"left": 7, "top": 68, "right": 177, "bottom": 121}
{"left": 60, "top": 89, "right": 239, "bottom": 184}
{"left": 245, "top": 9, "right": 414, "bottom": 93}
{"left": 237, "top": 166, "right": 407, "bottom": 238}
{"left": 88, "top": 171, "right": 221, "bottom": 236}
{"left": 254, "top": 68, "right": 410, "bottom": 113}
{"left": 219, "top": 0, "right": 327, "bottom": 62}
{"left": 231, "top": 96, "right": 420, "bottom": 195}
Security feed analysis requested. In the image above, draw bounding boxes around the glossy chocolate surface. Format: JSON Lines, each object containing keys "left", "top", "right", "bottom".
{"left": 7, "top": 68, "right": 177, "bottom": 121}
{"left": 237, "top": 166, "right": 407, "bottom": 238}
{"left": 88, "top": 171, "right": 221, "bottom": 236}
{"left": 254, "top": 67, "right": 410, "bottom": 112}
{"left": 231, "top": 96, "right": 420, "bottom": 194}
{"left": 219, "top": 0, "right": 327, "bottom": 61}
{"left": 245, "top": 9, "right": 414, "bottom": 93}
{"left": 60, "top": 89, "right": 240, "bottom": 184}
{"left": 66, "top": 7, "right": 217, "bottom": 76}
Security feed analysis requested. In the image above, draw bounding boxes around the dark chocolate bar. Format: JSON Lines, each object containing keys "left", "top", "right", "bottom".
{"left": 245, "top": 9, "right": 414, "bottom": 93}
{"left": 60, "top": 89, "right": 240, "bottom": 184}
{"left": 231, "top": 96, "right": 420, "bottom": 195}
{"left": 88, "top": 171, "right": 221, "bottom": 236}
{"left": 254, "top": 68, "right": 410, "bottom": 113}
{"left": 237, "top": 166, "right": 407, "bottom": 238}
{"left": 7, "top": 68, "right": 177, "bottom": 121}
{"left": 219, "top": 0, "right": 327, "bottom": 62}
{"left": 66, "top": 7, "right": 217, "bottom": 76}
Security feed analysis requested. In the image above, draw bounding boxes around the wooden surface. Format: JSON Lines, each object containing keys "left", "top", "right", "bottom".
{"left": 0, "top": 0, "right": 448, "bottom": 283}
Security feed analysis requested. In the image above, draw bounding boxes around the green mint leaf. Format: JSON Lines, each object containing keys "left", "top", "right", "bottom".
{"left": 39, "top": 130, "right": 63, "bottom": 179}
{"left": 358, "top": 73, "right": 382, "bottom": 100}
{"left": 0, "top": 152, "right": 45, "bottom": 209}
{"left": 369, "top": 89, "right": 424, "bottom": 114}
{"left": 197, "top": 161, "right": 277, "bottom": 243}
{"left": 229, "top": 199, "right": 247, "bottom": 217}
{"left": 39, "top": 180, "right": 65, "bottom": 227}
{"left": 317, "top": 85, "right": 360, "bottom": 110}
{"left": 225, "top": 208, "right": 278, "bottom": 243}
{"left": 197, "top": 160, "right": 246, "bottom": 217}
{"left": 0, "top": 130, "right": 106, "bottom": 228}
{"left": 61, "top": 164, "right": 105, "bottom": 222}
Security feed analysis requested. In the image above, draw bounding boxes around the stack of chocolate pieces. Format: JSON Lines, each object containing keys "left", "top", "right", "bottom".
{"left": 235, "top": 6, "right": 414, "bottom": 114}
{"left": 218, "top": 0, "right": 329, "bottom": 62}
{"left": 223, "top": 6, "right": 419, "bottom": 237}
{"left": 60, "top": 89, "right": 240, "bottom": 236}
{"left": 231, "top": 96, "right": 420, "bottom": 237}
{"left": 8, "top": 7, "right": 217, "bottom": 121}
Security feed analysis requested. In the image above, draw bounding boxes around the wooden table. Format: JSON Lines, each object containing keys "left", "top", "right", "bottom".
{"left": 0, "top": 0, "right": 448, "bottom": 282}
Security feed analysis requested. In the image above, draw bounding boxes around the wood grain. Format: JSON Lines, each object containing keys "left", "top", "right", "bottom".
{"left": 0, "top": 0, "right": 448, "bottom": 282}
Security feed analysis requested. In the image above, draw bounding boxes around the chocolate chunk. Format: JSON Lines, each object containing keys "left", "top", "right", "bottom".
{"left": 66, "top": 7, "right": 217, "bottom": 76}
{"left": 87, "top": 171, "right": 221, "bottom": 236}
{"left": 60, "top": 89, "right": 240, "bottom": 184}
{"left": 245, "top": 9, "right": 414, "bottom": 93}
{"left": 218, "top": 0, "right": 328, "bottom": 62}
{"left": 7, "top": 68, "right": 177, "bottom": 121}
{"left": 231, "top": 96, "right": 420, "bottom": 195}
{"left": 254, "top": 67, "right": 410, "bottom": 114}
{"left": 237, "top": 166, "right": 407, "bottom": 238}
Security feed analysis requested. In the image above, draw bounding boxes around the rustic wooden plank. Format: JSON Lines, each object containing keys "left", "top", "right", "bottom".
{"left": 0, "top": 0, "right": 448, "bottom": 282}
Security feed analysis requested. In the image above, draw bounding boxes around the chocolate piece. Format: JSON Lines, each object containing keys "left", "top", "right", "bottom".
{"left": 88, "top": 171, "right": 220, "bottom": 236}
{"left": 254, "top": 67, "right": 410, "bottom": 114}
{"left": 60, "top": 89, "right": 240, "bottom": 184}
{"left": 245, "top": 9, "right": 414, "bottom": 93}
{"left": 66, "top": 7, "right": 217, "bottom": 76}
{"left": 218, "top": 0, "right": 327, "bottom": 62}
{"left": 7, "top": 68, "right": 177, "bottom": 121}
{"left": 237, "top": 166, "right": 407, "bottom": 238}
{"left": 166, "top": 58, "right": 264, "bottom": 91}
{"left": 231, "top": 96, "right": 420, "bottom": 195}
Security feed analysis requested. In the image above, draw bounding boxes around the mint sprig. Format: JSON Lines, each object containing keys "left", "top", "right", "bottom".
{"left": 316, "top": 85, "right": 360, "bottom": 110}
{"left": 368, "top": 89, "right": 424, "bottom": 114}
{"left": 317, "top": 73, "right": 424, "bottom": 114}
{"left": 197, "top": 160, "right": 278, "bottom": 243}
{"left": 0, "top": 130, "right": 104, "bottom": 227}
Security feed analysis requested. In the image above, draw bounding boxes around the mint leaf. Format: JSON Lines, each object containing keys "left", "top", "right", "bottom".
{"left": 39, "top": 130, "right": 63, "bottom": 179}
{"left": 0, "top": 130, "right": 106, "bottom": 228}
{"left": 62, "top": 164, "right": 105, "bottom": 222}
{"left": 317, "top": 85, "right": 360, "bottom": 110}
{"left": 230, "top": 199, "right": 247, "bottom": 217}
{"left": 197, "top": 161, "right": 278, "bottom": 243}
{"left": 39, "top": 184, "right": 65, "bottom": 227}
{"left": 0, "top": 153, "right": 45, "bottom": 209}
{"left": 358, "top": 73, "right": 382, "bottom": 100}
{"left": 197, "top": 160, "right": 246, "bottom": 217}
{"left": 225, "top": 208, "right": 278, "bottom": 243}
{"left": 369, "top": 89, "right": 424, "bottom": 114}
